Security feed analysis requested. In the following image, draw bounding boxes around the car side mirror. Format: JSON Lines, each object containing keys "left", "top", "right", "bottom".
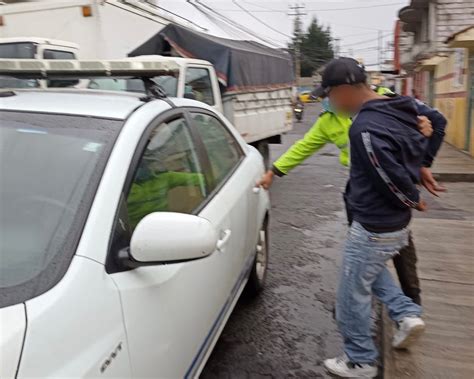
{"left": 123, "top": 212, "right": 218, "bottom": 267}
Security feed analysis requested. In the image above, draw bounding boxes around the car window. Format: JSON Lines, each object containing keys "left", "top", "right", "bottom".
{"left": 43, "top": 49, "right": 76, "bottom": 59}
{"left": 185, "top": 67, "right": 214, "bottom": 105}
{"left": 0, "top": 111, "right": 122, "bottom": 308}
{"left": 191, "top": 113, "right": 243, "bottom": 188}
{"left": 126, "top": 117, "right": 208, "bottom": 230}
{"left": 0, "top": 42, "right": 35, "bottom": 58}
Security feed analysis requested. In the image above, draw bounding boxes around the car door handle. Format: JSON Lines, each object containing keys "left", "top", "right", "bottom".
{"left": 217, "top": 229, "right": 232, "bottom": 251}
{"left": 252, "top": 186, "right": 261, "bottom": 194}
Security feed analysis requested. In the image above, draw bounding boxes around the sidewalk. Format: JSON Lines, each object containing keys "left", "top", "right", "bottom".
{"left": 432, "top": 143, "right": 474, "bottom": 182}
{"left": 383, "top": 180, "right": 474, "bottom": 378}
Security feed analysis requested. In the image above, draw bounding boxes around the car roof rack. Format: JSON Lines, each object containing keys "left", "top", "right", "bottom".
{"left": 0, "top": 58, "right": 180, "bottom": 100}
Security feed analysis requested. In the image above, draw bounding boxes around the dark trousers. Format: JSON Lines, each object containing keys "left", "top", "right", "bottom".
{"left": 343, "top": 186, "right": 422, "bottom": 305}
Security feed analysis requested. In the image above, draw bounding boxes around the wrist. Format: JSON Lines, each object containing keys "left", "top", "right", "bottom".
{"left": 271, "top": 165, "right": 285, "bottom": 177}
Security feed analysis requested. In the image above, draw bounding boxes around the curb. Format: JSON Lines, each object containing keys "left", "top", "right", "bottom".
{"left": 434, "top": 172, "right": 474, "bottom": 183}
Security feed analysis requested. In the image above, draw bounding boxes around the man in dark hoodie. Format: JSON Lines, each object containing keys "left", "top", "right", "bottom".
{"left": 321, "top": 58, "right": 426, "bottom": 378}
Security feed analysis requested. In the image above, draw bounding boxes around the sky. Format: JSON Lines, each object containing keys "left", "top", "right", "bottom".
{"left": 157, "top": 0, "right": 411, "bottom": 70}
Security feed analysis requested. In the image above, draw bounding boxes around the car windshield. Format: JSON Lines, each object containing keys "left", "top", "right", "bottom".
{"left": 0, "top": 111, "right": 122, "bottom": 308}
{"left": 87, "top": 76, "right": 178, "bottom": 97}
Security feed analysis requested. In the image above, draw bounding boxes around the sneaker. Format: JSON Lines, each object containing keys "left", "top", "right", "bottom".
{"left": 324, "top": 355, "right": 377, "bottom": 378}
{"left": 392, "top": 316, "right": 425, "bottom": 349}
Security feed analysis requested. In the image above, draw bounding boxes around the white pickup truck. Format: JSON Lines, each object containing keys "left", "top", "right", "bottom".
{"left": 0, "top": 45, "right": 293, "bottom": 167}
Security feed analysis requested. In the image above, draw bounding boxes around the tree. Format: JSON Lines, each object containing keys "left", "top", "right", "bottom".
{"left": 298, "top": 18, "right": 334, "bottom": 77}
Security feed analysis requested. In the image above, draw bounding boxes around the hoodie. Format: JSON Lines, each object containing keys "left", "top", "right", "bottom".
{"left": 347, "top": 96, "right": 428, "bottom": 232}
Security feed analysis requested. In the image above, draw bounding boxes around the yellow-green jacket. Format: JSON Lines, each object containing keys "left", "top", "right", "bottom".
{"left": 273, "top": 111, "right": 352, "bottom": 175}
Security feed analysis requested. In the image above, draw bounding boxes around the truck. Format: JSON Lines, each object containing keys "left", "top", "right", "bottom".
{"left": 0, "top": 2, "right": 295, "bottom": 164}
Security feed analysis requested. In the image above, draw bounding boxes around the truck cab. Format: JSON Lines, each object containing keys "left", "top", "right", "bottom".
{"left": 0, "top": 37, "right": 79, "bottom": 88}
{"left": 129, "top": 55, "right": 224, "bottom": 113}
{"left": 0, "top": 37, "right": 79, "bottom": 60}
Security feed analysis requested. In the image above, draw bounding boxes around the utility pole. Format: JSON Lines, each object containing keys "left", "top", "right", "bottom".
{"left": 378, "top": 30, "right": 383, "bottom": 71}
{"left": 288, "top": 3, "right": 307, "bottom": 84}
{"left": 334, "top": 37, "right": 341, "bottom": 58}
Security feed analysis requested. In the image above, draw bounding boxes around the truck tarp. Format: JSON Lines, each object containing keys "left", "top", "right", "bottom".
{"left": 128, "top": 24, "right": 295, "bottom": 93}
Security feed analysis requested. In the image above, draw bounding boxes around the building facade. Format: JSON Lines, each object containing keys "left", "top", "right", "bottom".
{"left": 396, "top": 0, "right": 474, "bottom": 155}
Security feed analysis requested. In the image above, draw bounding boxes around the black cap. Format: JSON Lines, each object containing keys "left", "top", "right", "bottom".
{"left": 311, "top": 57, "right": 367, "bottom": 99}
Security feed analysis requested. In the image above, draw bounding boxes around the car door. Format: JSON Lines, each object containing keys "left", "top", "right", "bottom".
{"left": 189, "top": 110, "right": 256, "bottom": 275}
{"left": 108, "top": 111, "right": 247, "bottom": 378}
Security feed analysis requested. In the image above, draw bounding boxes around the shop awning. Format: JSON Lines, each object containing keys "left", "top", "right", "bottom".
{"left": 446, "top": 26, "right": 474, "bottom": 48}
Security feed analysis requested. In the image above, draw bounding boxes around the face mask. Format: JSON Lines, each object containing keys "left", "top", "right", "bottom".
{"left": 321, "top": 97, "right": 334, "bottom": 113}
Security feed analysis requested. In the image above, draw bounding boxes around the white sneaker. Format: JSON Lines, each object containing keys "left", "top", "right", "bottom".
{"left": 392, "top": 316, "right": 425, "bottom": 349}
{"left": 324, "top": 355, "right": 377, "bottom": 378}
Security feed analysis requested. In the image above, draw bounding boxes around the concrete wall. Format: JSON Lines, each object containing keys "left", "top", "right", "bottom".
{"left": 434, "top": 48, "right": 471, "bottom": 154}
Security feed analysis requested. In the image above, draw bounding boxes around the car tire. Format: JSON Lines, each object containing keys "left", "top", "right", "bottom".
{"left": 244, "top": 216, "right": 269, "bottom": 298}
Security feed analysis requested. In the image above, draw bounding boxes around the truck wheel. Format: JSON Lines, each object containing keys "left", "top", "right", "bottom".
{"left": 244, "top": 217, "right": 269, "bottom": 298}
{"left": 257, "top": 141, "right": 270, "bottom": 170}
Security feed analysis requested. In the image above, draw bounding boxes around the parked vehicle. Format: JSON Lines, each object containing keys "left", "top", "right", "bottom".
{"left": 0, "top": 59, "right": 270, "bottom": 379}
{"left": 0, "top": 37, "right": 79, "bottom": 88}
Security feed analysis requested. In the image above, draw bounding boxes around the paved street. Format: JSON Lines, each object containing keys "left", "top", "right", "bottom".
{"left": 202, "top": 104, "right": 349, "bottom": 378}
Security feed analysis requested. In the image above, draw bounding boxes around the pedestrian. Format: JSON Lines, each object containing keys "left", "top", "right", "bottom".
{"left": 258, "top": 75, "right": 447, "bottom": 307}
{"left": 312, "top": 57, "right": 428, "bottom": 377}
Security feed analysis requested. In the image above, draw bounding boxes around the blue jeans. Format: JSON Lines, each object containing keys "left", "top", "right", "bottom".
{"left": 336, "top": 221, "right": 422, "bottom": 363}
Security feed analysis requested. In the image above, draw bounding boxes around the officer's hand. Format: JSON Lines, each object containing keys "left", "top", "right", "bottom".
{"left": 420, "top": 167, "right": 446, "bottom": 197}
{"left": 257, "top": 170, "right": 274, "bottom": 190}
{"left": 417, "top": 115, "right": 433, "bottom": 138}
{"left": 415, "top": 199, "right": 427, "bottom": 212}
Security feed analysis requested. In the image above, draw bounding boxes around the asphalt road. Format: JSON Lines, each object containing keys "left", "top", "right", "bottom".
{"left": 202, "top": 104, "right": 350, "bottom": 378}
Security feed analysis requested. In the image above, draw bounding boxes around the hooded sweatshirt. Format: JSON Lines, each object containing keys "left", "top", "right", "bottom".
{"left": 347, "top": 96, "right": 428, "bottom": 232}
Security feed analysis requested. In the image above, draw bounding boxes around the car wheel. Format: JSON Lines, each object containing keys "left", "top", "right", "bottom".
{"left": 245, "top": 216, "right": 269, "bottom": 298}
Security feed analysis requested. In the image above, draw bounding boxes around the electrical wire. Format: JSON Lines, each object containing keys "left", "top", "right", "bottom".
{"left": 187, "top": 0, "right": 250, "bottom": 39}
{"left": 214, "top": 2, "right": 405, "bottom": 13}
{"left": 340, "top": 32, "right": 393, "bottom": 49}
{"left": 192, "top": 0, "right": 285, "bottom": 47}
{"left": 143, "top": 0, "right": 207, "bottom": 31}
{"left": 231, "top": 0, "right": 292, "bottom": 39}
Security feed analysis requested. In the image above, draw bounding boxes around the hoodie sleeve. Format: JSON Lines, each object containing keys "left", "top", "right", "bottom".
{"left": 351, "top": 129, "right": 420, "bottom": 209}
{"left": 415, "top": 100, "right": 447, "bottom": 167}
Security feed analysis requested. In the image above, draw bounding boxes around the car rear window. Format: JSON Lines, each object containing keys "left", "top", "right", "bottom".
{"left": 0, "top": 111, "right": 122, "bottom": 308}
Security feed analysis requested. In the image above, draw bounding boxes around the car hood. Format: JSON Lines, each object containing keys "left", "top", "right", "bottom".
{"left": 0, "top": 303, "right": 26, "bottom": 378}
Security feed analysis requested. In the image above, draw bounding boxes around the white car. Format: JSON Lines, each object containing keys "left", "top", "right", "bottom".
{"left": 0, "top": 89, "right": 270, "bottom": 378}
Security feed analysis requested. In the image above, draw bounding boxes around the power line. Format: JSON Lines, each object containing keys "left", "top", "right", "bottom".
{"left": 187, "top": 0, "right": 249, "bottom": 39}
{"left": 231, "top": 0, "right": 292, "bottom": 39}
{"left": 143, "top": 0, "right": 207, "bottom": 31}
{"left": 189, "top": 0, "right": 285, "bottom": 47}
{"left": 340, "top": 32, "right": 393, "bottom": 48}
{"left": 214, "top": 2, "right": 405, "bottom": 13}
{"left": 241, "top": 0, "right": 281, "bottom": 12}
